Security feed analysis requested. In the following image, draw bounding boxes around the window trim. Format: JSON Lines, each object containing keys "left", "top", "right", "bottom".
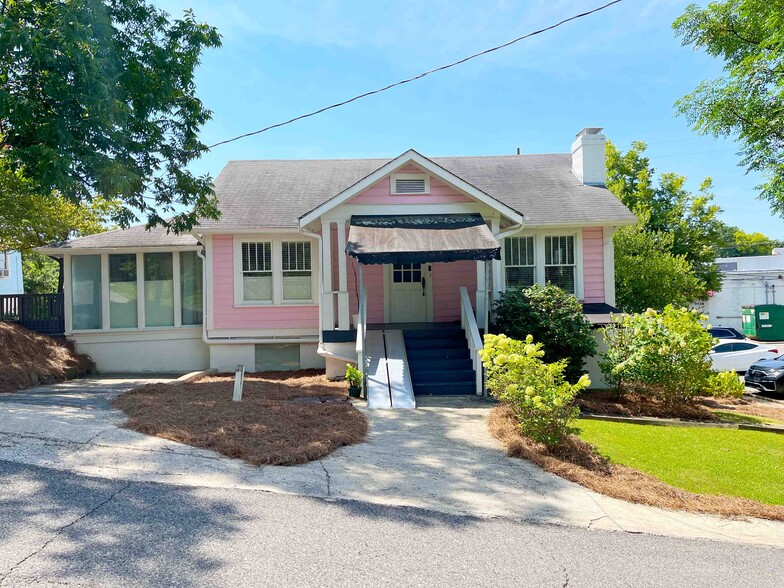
{"left": 544, "top": 235, "right": 577, "bottom": 296}
{"left": 0, "top": 252, "right": 9, "bottom": 278}
{"left": 64, "top": 248, "right": 202, "bottom": 334}
{"left": 503, "top": 236, "right": 536, "bottom": 290}
{"left": 501, "top": 231, "right": 584, "bottom": 300}
{"left": 233, "top": 235, "right": 318, "bottom": 307}
{"left": 390, "top": 173, "right": 430, "bottom": 195}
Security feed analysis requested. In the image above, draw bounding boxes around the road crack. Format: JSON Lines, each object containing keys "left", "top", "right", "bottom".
{"left": 0, "top": 481, "right": 131, "bottom": 586}
{"left": 319, "top": 460, "right": 331, "bottom": 497}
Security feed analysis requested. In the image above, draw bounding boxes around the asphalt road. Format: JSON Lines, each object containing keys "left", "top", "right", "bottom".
{"left": 0, "top": 460, "right": 781, "bottom": 587}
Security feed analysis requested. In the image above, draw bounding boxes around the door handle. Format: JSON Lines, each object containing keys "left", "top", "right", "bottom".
{"left": 421, "top": 276, "right": 426, "bottom": 296}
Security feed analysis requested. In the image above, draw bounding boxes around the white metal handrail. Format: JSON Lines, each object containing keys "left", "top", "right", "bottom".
{"left": 355, "top": 286, "right": 368, "bottom": 389}
{"left": 459, "top": 286, "right": 484, "bottom": 396}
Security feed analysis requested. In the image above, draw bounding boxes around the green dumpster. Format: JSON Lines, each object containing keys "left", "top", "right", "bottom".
{"left": 742, "top": 304, "right": 784, "bottom": 341}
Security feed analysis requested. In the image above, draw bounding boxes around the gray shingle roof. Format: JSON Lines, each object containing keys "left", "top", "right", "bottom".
{"left": 41, "top": 224, "right": 198, "bottom": 250}
{"left": 198, "top": 153, "right": 636, "bottom": 231}
{"left": 44, "top": 152, "right": 637, "bottom": 250}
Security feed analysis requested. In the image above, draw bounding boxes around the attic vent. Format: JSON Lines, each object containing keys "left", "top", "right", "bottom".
{"left": 392, "top": 173, "right": 429, "bottom": 195}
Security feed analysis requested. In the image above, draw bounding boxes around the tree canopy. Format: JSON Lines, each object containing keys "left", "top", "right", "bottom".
{"left": 0, "top": 0, "right": 221, "bottom": 234}
{"left": 606, "top": 140, "right": 724, "bottom": 295}
{"left": 674, "top": 1, "right": 784, "bottom": 217}
{"left": 717, "top": 225, "right": 783, "bottom": 257}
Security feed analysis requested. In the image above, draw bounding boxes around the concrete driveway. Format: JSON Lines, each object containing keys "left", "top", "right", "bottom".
{"left": 0, "top": 376, "right": 782, "bottom": 548}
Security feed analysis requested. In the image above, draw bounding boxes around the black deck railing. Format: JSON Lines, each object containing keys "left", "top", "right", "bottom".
{"left": 0, "top": 293, "right": 65, "bottom": 335}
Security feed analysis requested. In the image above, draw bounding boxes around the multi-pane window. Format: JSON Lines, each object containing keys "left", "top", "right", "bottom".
{"left": 144, "top": 252, "right": 174, "bottom": 327}
{"left": 242, "top": 242, "right": 273, "bottom": 302}
{"left": 544, "top": 236, "right": 576, "bottom": 294}
{"left": 504, "top": 237, "right": 535, "bottom": 289}
{"left": 282, "top": 241, "right": 312, "bottom": 301}
{"left": 71, "top": 255, "right": 102, "bottom": 330}
{"left": 109, "top": 254, "right": 137, "bottom": 328}
{"left": 0, "top": 252, "right": 8, "bottom": 277}
{"left": 392, "top": 263, "right": 422, "bottom": 283}
{"left": 180, "top": 251, "right": 203, "bottom": 325}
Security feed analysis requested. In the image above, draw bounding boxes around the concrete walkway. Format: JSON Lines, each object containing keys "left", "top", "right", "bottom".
{"left": 0, "top": 377, "right": 782, "bottom": 548}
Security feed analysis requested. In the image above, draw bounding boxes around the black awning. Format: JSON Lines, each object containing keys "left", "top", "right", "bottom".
{"left": 346, "top": 214, "right": 501, "bottom": 265}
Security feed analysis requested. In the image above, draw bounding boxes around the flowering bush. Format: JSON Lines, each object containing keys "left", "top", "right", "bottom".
{"left": 600, "top": 305, "right": 713, "bottom": 405}
{"left": 705, "top": 370, "right": 745, "bottom": 399}
{"left": 481, "top": 333, "right": 590, "bottom": 446}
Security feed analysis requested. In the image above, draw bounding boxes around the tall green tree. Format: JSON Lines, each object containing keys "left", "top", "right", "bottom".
{"left": 606, "top": 140, "right": 724, "bottom": 293}
{"left": 674, "top": 1, "right": 784, "bottom": 216}
{"left": 613, "top": 221, "right": 705, "bottom": 313}
{"left": 0, "top": 0, "right": 221, "bottom": 233}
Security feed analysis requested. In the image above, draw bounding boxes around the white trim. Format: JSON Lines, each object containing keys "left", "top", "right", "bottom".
{"left": 232, "top": 234, "right": 318, "bottom": 307}
{"left": 205, "top": 235, "right": 214, "bottom": 333}
{"left": 38, "top": 245, "right": 200, "bottom": 256}
{"left": 603, "top": 226, "right": 617, "bottom": 306}
{"left": 64, "top": 255, "right": 73, "bottom": 333}
{"left": 173, "top": 251, "right": 182, "bottom": 328}
{"left": 136, "top": 252, "right": 145, "bottom": 329}
{"left": 500, "top": 229, "right": 584, "bottom": 299}
{"left": 391, "top": 173, "right": 430, "bottom": 195}
{"left": 299, "top": 149, "right": 524, "bottom": 227}
{"left": 100, "top": 253, "right": 110, "bottom": 330}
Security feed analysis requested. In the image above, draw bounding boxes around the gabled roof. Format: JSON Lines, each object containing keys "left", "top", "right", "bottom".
{"left": 298, "top": 149, "right": 524, "bottom": 227}
{"left": 37, "top": 224, "right": 198, "bottom": 253}
{"left": 199, "top": 152, "right": 636, "bottom": 231}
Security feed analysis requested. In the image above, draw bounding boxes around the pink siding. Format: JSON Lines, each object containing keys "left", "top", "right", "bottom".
{"left": 432, "top": 261, "right": 477, "bottom": 322}
{"left": 582, "top": 227, "right": 605, "bottom": 303}
{"left": 349, "top": 164, "right": 472, "bottom": 205}
{"left": 211, "top": 235, "right": 319, "bottom": 330}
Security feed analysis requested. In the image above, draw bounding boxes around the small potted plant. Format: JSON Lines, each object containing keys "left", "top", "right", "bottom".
{"left": 345, "top": 363, "right": 363, "bottom": 398}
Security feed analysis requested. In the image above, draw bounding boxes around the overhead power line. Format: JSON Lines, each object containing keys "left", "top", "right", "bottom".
{"left": 205, "top": 0, "right": 624, "bottom": 151}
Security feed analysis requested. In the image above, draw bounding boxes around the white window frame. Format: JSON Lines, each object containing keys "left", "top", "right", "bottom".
{"left": 503, "top": 236, "right": 536, "bottom": 290}
{"left": 543, "top": 235, "right": 577, "bottom": 296}
{"left": 233, "top": 235, "right": 318, "bottom": 307}
{"left": 240, "top": 241, "right": 273, "bottom": 304}
{"left": 64, "top": 249, "right": 202, "bottom": 334}
{"left": 501, "top": 231, "right": 584, "bottom": 300}
{"left": 281, "top": 240, "right": 313, "bottom": 303}
{"left": 390, "top": 173, "right": 430, "bottom": 195}
{"left": 0, "top": 252, "right": 9, "bottom": 278}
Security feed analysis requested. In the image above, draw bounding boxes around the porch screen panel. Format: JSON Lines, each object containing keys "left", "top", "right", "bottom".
{"left": 242, "top": 242, "right": 272, "bottom": 302}
{"left": 504, "top": 236, "right": 535, "bottom": 289}
{"left": 144, "top": 253, "right": 174, "bottom": 326}
{"left": 71, "top": 255, "right": 102, "bottom": 330}
{"left": 180, "top": 251, "right": 203, "bottom": 325}
{"left": 109, "top": 254, "right": 137, "bottom": 328}
{"left": 544, "top": 236, "right": 576, "bottom": 294}
{"left": 282, "top": 241, "right": 312, "bottom": 301}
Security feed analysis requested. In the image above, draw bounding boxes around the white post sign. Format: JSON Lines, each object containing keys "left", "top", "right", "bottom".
{"left": 233, "top": 364, "right": 245, "bottom": 402}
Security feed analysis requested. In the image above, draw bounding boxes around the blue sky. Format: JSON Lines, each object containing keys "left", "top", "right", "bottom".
{"left": 156, "top": 0, "right": 783, "bottom": 239}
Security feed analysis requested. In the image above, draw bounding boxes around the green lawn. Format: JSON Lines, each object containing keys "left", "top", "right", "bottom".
{"left": 712, "top": 410, "right": 784, "bottom": 426}
{"left": 577, "top": 419, "right": 784, "bottom": 505}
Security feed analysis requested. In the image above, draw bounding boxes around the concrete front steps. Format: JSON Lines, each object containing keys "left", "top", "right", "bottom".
{"left": 403, "top": 325, "right": 476, "bottom": 395}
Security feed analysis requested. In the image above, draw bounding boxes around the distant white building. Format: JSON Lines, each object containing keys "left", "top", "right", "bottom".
{"left": 704, "top": 251, "right": 784, "bottom": 330}
{"left": 0, "top": 251, "right": 24, "bottom": 295}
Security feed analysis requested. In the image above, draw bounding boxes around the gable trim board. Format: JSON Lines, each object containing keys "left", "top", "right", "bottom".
{"left": 298, "top": 149, "right": 525, "bottom": 228}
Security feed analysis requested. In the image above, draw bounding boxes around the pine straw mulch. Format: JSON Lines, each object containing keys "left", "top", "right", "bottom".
{"left": 698, "top": 397, "right": 784, "bottom": 423}
{"left": 114, "top": 370, "right": 368, "bottom": 466}
{"left": 489, "top": 404, "right": 784, "bottom": 522}
{"left": 576, "top": 388, "right": 717, "bottom": 421}
{"left": 0, "top": 322, "right": 94, "bottom": 393}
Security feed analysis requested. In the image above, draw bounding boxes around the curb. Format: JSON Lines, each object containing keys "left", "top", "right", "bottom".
{"left": 170, "top": 369, "right": 217, "bottom": 386}
{"left": 580, "top": 413, "right": 784, "bottom": 435}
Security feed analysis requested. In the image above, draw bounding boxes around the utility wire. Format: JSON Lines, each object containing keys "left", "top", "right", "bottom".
{"left": 205, "top": 0, "right": 624, "bottom": 151}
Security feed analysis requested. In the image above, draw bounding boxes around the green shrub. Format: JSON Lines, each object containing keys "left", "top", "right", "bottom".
{"left": 345, "top": 364, "right": 362, "bottom": 388}
{"left": 600, "top": 306, "right": 713, "bottom": 405}
{"left": 481, "top": 333, "right": 590, "bottom": 446}
{"left": 491, "top": 284, "right": 597, "bottom": 383}
{"left": 705, "top": 371, "right": 745, "bottom": 399}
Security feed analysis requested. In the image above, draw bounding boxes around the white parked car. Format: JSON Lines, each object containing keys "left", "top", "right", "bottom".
{"left": 709, "top": 341, "right": 780, "bottom": 373}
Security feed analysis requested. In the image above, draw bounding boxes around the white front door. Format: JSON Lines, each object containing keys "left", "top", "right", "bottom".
{"left": 387, "top": 263, "right": 431, "bottom": 323}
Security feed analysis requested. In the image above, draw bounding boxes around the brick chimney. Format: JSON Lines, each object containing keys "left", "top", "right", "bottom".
{"left": 571, "top": 128, "right": 606, "bottom": 186}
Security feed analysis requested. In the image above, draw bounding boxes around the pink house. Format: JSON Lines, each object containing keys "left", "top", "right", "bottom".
{"left": 40, "top": 128, "right": 635, "bottom": 403}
